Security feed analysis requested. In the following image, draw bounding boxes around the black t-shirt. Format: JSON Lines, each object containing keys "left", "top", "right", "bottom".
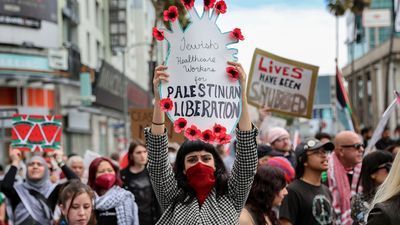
{"left": 121, "top": 167, "right": 161, "bottom": 225}
{"left": 279, "top": 179, "right": 334, "bottom": 225}
{"left": 95, "top": 208, "right": 118, "bottom": 225}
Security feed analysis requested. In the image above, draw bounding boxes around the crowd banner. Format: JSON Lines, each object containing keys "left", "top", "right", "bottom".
{"left": 247, "top": 48, "right": 319, "bottom": 118}
{"left": 11, "top": 114, "right": 62, "bottom": 152}
{"left": 154, "top": 2, "right": 244, "bottom": 144}
{"left": 365, "top": 91, "right": 400, "bottom": 155}
{"left": 130, "top": 108, "right": 185, "bottom": 144}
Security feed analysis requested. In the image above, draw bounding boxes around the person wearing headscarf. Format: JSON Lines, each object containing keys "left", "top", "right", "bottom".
{"left": 87, "top": 157, "right": 139, "bottom": 225}
{"left": 1, "top": 147, "right": 78, "bottom": 225}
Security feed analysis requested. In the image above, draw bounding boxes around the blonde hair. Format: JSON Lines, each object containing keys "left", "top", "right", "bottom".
{"left": 370, "top": 152, "right": 400, "bottom": 209}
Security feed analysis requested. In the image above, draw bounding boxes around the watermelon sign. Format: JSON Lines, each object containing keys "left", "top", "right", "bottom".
{"left": 11, "top": 114, "right": 62, "bottom": 152}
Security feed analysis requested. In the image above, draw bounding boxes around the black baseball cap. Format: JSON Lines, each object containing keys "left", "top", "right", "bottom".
{"left": 295, "top": 138, "right": 335, "bottom": 159}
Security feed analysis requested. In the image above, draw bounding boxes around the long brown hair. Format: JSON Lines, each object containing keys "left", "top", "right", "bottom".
{"left": 58, "top": 180, "right": 96, "bottom": 225}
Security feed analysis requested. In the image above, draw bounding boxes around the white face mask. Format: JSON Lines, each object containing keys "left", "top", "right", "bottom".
{"left": 168, "top": 152, "right": 177, "bottom": 164}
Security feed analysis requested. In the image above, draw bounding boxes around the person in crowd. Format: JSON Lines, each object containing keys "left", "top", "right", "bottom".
{"left": 57, "top": 180, "right": 96, "bottom": 225}
{"left": 367, "top": 152, "right": 400, "bottom": 224}
{"left": 167, "top": 142, "right": 179, "bottom": 166}
{"left": 351, "top": 151, "right": 393, "bottom": 225}
{"left": 239, "top": 165, "right": 287, "bottom": 225}
{"left": 280, "top": 138, "right": 335, "bottom": 225}
{"left": 361, "top": 127, "right": 373, "bottom": 149}
{"left": 67, "top": 155, "right": 86, "bottom": 183}
{"left": 87, "top": 157, "right": 139, "bottom": 225}
{"left": 1, "top": 147, "right": 78, "bottom": 225}
{"left": 257, "top": 144, "right": 276, "bottom": 166}
{"left": 0, "top": 192, "right": 5, "bottom": 225}
{"left": 266, "top": 127, "right": 296, "bottom": 167}
{"left": 267, "top": 157, "right": 295, "bottom": 184}
{"left": 145, "top": 62, "right": 258, "bottom": 224}
{"left": 375, "top": 127, "right": 395, "bottom": 150}
{"left": 328, "top": 131, "right": 363, "bottom": 225}
{"left": 315, "top": 132, "right": 332, "bottom": 144}
{"left": 385, "top": 144, "right": 400, "bottom": 156}
{"left": 121, "top": 139, "right": 161, "bottom": 225}
{"left": 216, "top": 143, "right": 235, "bottom": 173}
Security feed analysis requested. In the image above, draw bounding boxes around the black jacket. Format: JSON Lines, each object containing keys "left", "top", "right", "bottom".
{"left": 367, "top": 195, "right": 400, "bottom": 225}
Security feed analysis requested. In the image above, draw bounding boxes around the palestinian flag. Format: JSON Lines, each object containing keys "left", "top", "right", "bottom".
{"left": 336, "top": 66, "right": 355, "bottom": 131}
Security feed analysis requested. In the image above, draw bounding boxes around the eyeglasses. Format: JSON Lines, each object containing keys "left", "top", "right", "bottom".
{"left": 340, "top": 143, "right": 364, "bottom": 150}
{"left": 307, "top": 148, "right": 330, "bottom": 157}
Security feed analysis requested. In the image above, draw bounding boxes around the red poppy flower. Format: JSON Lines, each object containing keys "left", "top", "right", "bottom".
{"left": 230, "top": 28, "right": 244, "bottom": 41}
{"left": 152, "top": 27, "right": 165, "bottom": 41}
{"left": 181, "top": 0, "right": 195, "bottom": 9}
{"left": 159, "top": 98, "right": 174, "bottom": 112}
{"left": 213, "top": 123, "right": 227, "bottom": 137}
{"left": 215, "top": 1, "right": 227, "bottom": 14}
{"left": 217, "top": 133, "right": 231, "bottom": 144}
{"left": 185, "top": 125, "right": 201, "bottom": 141}
{"left": 226, "top": 66, "right": 239, "bottom": 81}
{"left": 204, "top": 0, "right": 216, "bottom": 10}
{"left": 201, "top": 129, "right": 215, "bottom": 143}
{"left": 163, "top": 6, "right": 179, "bottom": 22}
{"left": 174, "top": 117, "right": 187, "bottom": 133}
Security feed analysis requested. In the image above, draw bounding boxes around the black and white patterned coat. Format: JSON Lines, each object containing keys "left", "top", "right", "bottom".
{"left": 144, "top": 126, "right": 258, "bottom": 225}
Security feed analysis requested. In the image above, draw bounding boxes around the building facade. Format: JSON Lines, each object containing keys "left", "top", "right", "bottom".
{"left": 342, "top": 0, "right": 400, "bottom": 129}
{"left": 0, "top": 0, "right": 155, "bottom": 164}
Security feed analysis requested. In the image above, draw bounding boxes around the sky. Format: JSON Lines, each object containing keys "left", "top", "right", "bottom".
{"left": 207, "top": 0, "right": 348, "bottom": 75}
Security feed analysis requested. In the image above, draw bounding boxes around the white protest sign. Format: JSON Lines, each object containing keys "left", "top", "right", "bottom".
{"left": 247, "top": 49, "right": 319, "bottom": 118}
{"left": 154, "top": 1, "right": 243, "bottom": 144}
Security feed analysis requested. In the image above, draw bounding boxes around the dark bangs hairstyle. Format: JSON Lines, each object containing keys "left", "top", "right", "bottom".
{"left": 174, "top": 139, "right": 229, "bottom": 205}
{"left": 360, "top": 150, "right": 393, "bottom": 200}
{"left": 58, "top": 180, "right": 97, "bottom": 225}
{"left": 246, "top": 165, "right": 286, "bottom": 225}
{"left": 128, "top": 139, "right": 146, "bottom": 166}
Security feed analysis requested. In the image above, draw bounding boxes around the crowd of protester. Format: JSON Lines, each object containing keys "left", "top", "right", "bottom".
{"left": 1, "top": 64, "right": 400, "bottom": 225}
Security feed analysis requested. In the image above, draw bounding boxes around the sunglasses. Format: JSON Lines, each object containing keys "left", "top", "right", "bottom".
{"left": 340, "top": 143, "right": 364, "bottom": 150}
{"left": 372, "top": 163, "right": 392, "bottom": 173}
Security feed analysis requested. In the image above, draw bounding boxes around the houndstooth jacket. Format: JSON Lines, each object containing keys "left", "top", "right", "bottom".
{"left": 144, "top": 126, "right": 258, "bottom": 225}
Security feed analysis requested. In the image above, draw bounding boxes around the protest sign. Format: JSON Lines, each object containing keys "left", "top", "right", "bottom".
{"left": 11, "top": 114, "right": 62, "bottom": 152}
{"left": 154, "top": 1, "right": 243, "bottom": 143}
{"left": 247, "top": 49, "right": 319, "bottom": 118}
{"left": 130, "top": 108, "right": 185, "bottom": 143}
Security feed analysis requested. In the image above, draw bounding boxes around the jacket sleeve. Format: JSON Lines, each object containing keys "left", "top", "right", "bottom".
{"left": 144, "top": 127, "right": 179, "bottom": 211}
{"left": 0, "top": 166, "right": 22, "bottom": 210}
{"left": 228, "top": 125, "right": 258, "bottom": 212}
{"left": 366, "top": 206, "right": 390, "bottom": 225}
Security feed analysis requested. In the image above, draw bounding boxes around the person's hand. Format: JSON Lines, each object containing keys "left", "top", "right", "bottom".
{"left": 52, "top": 147, "right": 64, "bottom": 165}
{"left": 9, "top": 146, "right": 21, "bottom": 166}
{"left": 153, "top": 65, "right": 169, "bottom": 101}
{"left": 258, "top": 105, "right": 272, "bottom": 120}
{"left": 227, "top": 61, "right": 247, "bottom": 91}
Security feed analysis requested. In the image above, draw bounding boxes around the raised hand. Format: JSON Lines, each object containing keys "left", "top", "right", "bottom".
{"left": 9, "top": 146, "right": 21, "bottom": 167}
{"left": 153, "top": 65, "right": 169, "bottom": 100}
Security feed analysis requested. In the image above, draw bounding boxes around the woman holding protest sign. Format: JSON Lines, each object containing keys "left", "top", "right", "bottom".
{"left": 1, "top": 147, "right": 78, "bottom": 225}
{"left": 145, "top": 61, "right": 258, "bottom": 224}
{"left": 87, "top": 157, "right": 139, "bottom": 225}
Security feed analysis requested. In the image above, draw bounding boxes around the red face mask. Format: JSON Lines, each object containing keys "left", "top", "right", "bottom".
{"left": 186, "top": 163, "right": 216, "bottom": 205}
{"left": 95, "top": 173, "right": 116, "bottom": 190}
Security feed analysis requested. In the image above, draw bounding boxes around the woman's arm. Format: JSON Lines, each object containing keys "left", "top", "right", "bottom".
{"left": 145, "top": 65, "right": 179, "bottom": 211}
{"left": 1, "top": 148, "right": 22, "bottom": 210}
{"left": 226, "top": 62, "right": 258, "bottom": 212}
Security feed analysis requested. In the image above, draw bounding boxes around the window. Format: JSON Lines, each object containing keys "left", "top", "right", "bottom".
{"left": 95, "top": 2, "right": 99, "bottom": 28}
{"left": 87, "top": 32, "right": 91, "bottom": 64}
{"left": 86, "top": 0, "right": 90, "bottom": 19}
